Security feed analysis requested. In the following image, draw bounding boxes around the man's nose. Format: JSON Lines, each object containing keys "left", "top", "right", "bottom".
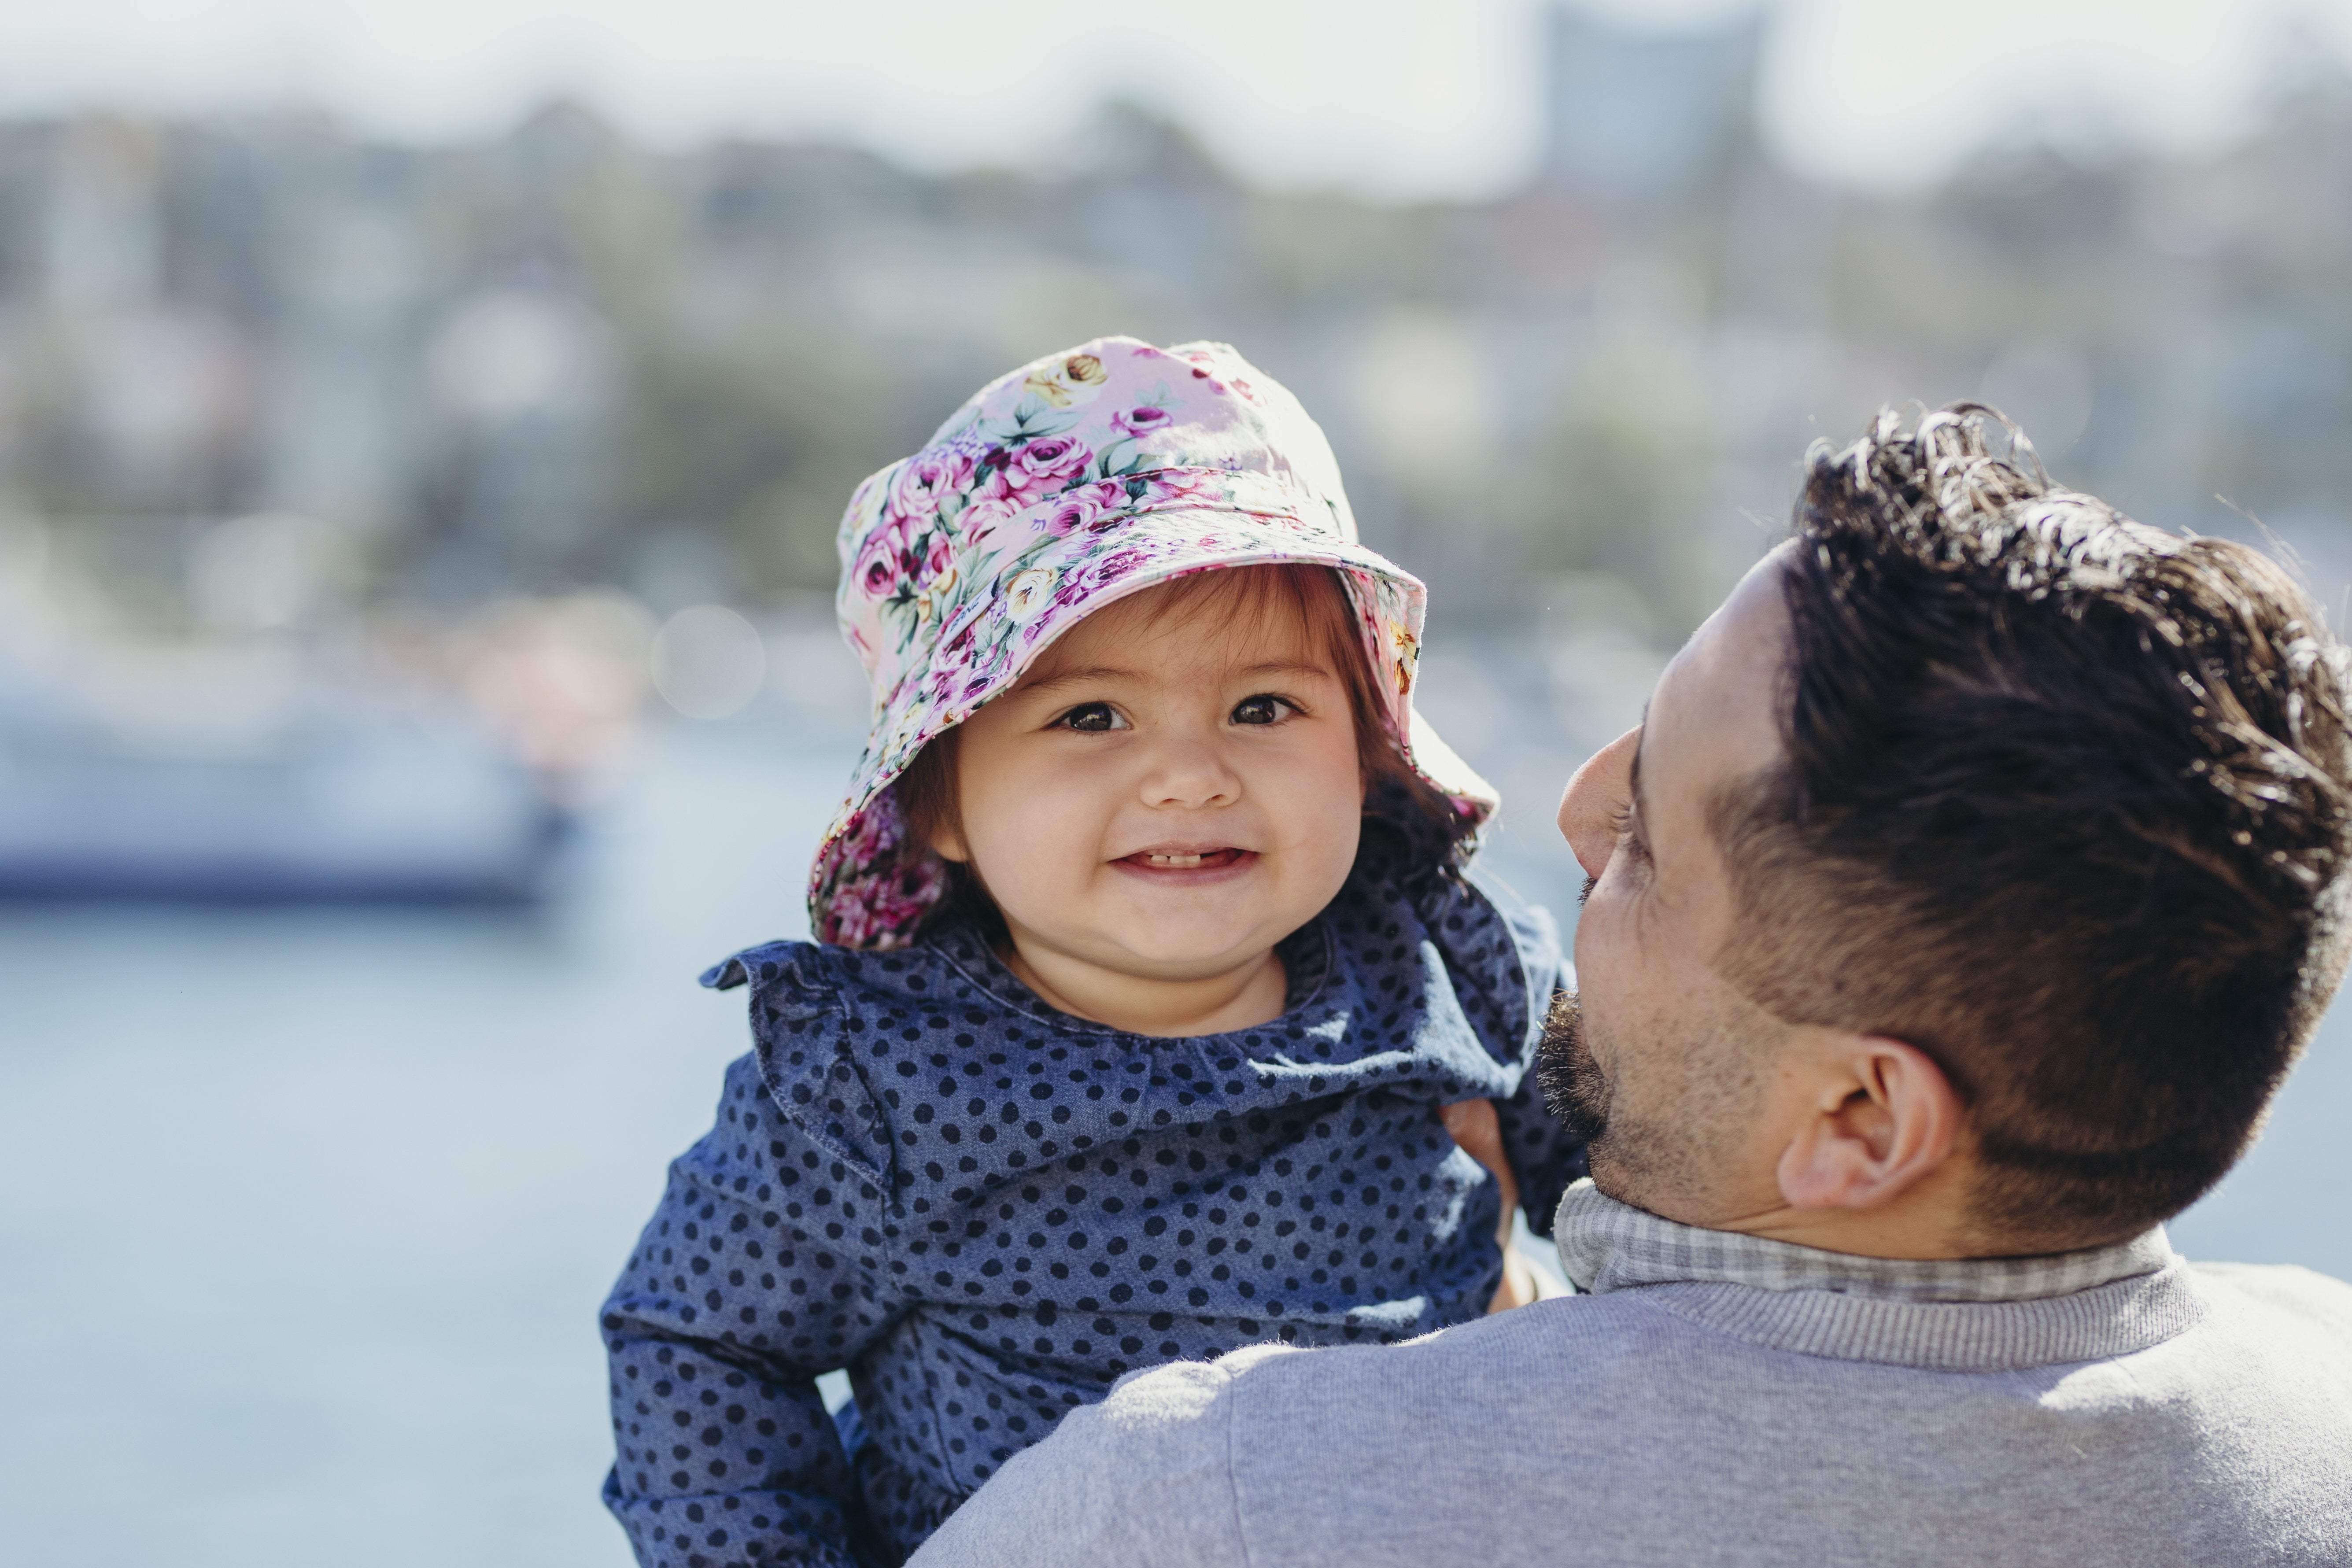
{"left": 1140, "top": 735, "right": 1242, "bottom": 810}
{"left": 1558, "top": 726, "right": 1638, "bottom": 879}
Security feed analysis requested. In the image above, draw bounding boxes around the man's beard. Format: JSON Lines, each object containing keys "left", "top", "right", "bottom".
{"left": 1536, "top": 974, "right": 1784, "bottom": 1215}
{"left": 1536, "top": 989, "right": 1611, "bottom": 1145}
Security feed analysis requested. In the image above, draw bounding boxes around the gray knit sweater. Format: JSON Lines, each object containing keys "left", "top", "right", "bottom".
{"left": 910, "top": 1181, "right": 2352, "bottom": 1567}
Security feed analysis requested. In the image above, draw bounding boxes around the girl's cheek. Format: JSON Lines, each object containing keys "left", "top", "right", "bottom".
{"left": 969, "top": 764, "right": 1100, "bottom": 867}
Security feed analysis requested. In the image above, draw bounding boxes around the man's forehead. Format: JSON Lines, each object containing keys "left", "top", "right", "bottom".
{"left": 1643, "top": 550, "right": 1792, "bottom": 811}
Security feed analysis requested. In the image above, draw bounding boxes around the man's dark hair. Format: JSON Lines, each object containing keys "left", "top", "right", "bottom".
{"left": 1719, "top": 405, "right": 2352, "bottom": 1247}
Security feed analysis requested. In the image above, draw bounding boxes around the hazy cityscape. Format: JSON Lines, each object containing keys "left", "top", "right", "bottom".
{"left": 11, "top": 11, "right": 2352, "bottom": 895}
{"left": 8, "top": 5, "right": 2352, "bottom": 1565}
{"left": 22, "top": 12, "right": 2352, "bottom": 629}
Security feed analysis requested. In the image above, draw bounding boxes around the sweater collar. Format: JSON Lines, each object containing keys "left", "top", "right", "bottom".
{"left": 1554, "top": 1180, "right": 2175, "bottom": 1305}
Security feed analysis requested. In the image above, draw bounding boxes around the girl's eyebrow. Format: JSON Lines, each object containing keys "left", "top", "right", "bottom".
{"left": 1016, "top": 664, "right": 1138, "bottom": 696}
{"left": 1019, "top": 658, "right": 1332, "bottom": 696}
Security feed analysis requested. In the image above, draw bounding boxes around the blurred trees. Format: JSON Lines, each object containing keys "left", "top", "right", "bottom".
{"left": 8, "top": 24, "right": 2352, "bottom": 652}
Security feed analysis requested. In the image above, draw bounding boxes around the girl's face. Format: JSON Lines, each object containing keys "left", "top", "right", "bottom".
{"left": 933, "top": 579, "right": 1366, "bottom": 992}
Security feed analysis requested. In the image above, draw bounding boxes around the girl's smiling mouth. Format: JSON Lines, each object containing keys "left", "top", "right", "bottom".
{"left": 1114, "top": 846, "right": 1254, "bottom": 874}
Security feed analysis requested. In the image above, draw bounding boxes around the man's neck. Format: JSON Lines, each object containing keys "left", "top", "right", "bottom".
{"left": 1597, "top": 1160, "right": 1992, "bottom": 1260}
{"left": 1718, "top": 1201, "right": 1981, "bottom": 1259}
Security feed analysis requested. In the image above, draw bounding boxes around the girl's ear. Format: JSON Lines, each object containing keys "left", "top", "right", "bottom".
{"left": 931, "top": 822, "right": 970, "bottom": 863}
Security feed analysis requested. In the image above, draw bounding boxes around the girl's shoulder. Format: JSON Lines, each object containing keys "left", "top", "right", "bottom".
{"left": 698, "top": 937, "right": 969, "bottom": 1189}
{"left": 701, "top": 935, "right": 960, "bottom": 1001}
{"left": 702, "top": 930, "right": 1060, "bottom": 1040}
{"left": 697, "top": 931, "right": 1059, "bottom": 1178}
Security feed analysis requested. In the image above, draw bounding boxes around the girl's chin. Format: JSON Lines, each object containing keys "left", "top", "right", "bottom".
{"left": 1093, "top": 922, "right": 1295, "bottom": 976}
{"left": 999, "top": 913, "right": 1273, "bottom": 975}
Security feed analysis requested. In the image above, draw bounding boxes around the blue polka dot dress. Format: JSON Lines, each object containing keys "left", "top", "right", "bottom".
{"left": 600, "top": 820, "right": 1578, "bottom": 1567}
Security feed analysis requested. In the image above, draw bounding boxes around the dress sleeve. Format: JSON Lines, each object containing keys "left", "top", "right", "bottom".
{"left": 600, "top": 1040, "right": 903, "bottom": 1568}
{"left": 1495, "top": 1056, "right": 1585, "bottom": 1237}
{"left": 1443, "top": 871, "right": 1585, "bottom": 1230}
{"left": 1481, "top": 886, "right": 1585, "bottom": 1230}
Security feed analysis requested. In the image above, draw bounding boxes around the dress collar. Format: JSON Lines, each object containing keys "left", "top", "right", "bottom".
{"left": 1554, "top": 1180, "right": 2175, "bottom": 1305}
{"left": 925, "top": 915, "right": 1335, "bottom": 1036}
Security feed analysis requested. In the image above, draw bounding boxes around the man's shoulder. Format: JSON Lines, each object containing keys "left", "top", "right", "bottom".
{"left": 1182, "top": 1261, "right": 2352, "bottom": 1415}
{"left": 1097, "top": 1347, "right": 1271, "bottom": 1424}
{"left": 923, "top": 1279, "right": 2352, "bottom": 1568}
{"left": 911, "top": 1354, "right": 1256, "bottom": 1567}
{"left": 2191, "top": 1256, "right": 2352, "bottom": 1299}
{"left": 2189, "top": 1257, "right": 2352, "bottom": 1340}
{"left": 1213, "top": 1279, "right": 2352, "bottom": 1563}
{"left": 910, "top": 1315, "right": 1617, "bottom": 1568}
{"left": 1164, "top": 1293, "right": 1688, "bottom": 1444}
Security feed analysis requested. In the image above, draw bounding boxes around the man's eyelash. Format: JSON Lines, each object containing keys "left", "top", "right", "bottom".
{"left": 1611, "top": 801, "right": 1651, "bottom": 863}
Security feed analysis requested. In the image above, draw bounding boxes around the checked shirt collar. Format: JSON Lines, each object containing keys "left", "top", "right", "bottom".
{"left": 1554, "top": 1180, "right": 2175, "bottom": 1304}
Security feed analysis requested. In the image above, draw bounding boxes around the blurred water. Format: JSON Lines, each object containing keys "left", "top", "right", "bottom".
{"left": 3, "top": 702, "right": 2348, "bottom": 1568}
{"left": 0, "top": 723, "right": 840, "bottom": 1568}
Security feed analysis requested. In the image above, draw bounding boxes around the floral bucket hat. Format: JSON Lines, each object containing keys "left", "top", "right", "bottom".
{"left": 812, "top": 335, "right": 1497, "bottom": 949}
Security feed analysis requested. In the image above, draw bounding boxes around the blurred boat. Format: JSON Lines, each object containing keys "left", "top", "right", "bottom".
{"left": 0, "top": 648, "right": 567, "bottom": 904}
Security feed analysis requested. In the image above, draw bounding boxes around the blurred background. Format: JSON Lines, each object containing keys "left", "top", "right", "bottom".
{"left": 6, "top": 0, "right": 2352, "bottom": 1562}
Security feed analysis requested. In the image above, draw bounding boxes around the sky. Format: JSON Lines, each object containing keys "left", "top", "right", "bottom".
{"left": 0, "top": 0, "right": 2346, "bottom": 198}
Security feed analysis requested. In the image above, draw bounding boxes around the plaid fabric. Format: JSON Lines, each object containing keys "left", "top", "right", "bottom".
{"left": 1553, "top": 1180, "right": 2174, "bottom": 1304}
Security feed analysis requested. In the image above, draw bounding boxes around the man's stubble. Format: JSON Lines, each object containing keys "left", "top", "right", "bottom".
{"left": 1536, "top": 975, "right": 1784, "bottom": 1219}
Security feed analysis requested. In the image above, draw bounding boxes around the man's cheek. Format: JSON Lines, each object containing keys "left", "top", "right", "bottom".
{"left": 1571, "top": 884, "right": 1633, "bottom": 976}
{"left": 1565, "top": 928, "right": 1618, "bottom": 1050}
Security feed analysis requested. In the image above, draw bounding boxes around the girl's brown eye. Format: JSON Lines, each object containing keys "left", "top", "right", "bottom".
{"left": 1231, "top": 695, "right": 1286, "bottom": 726}
{"left": 1056, "top": 701, "right": 1121, "bottom": 733}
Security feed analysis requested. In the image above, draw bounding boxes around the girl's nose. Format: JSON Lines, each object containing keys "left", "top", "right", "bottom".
{"left": 1139, "top": 737, "right": 1242, "bottom": 810}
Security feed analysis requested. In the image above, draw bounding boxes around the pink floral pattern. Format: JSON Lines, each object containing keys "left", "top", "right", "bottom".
{"left": 811, "top": 336, "right": 1497, "bottom": 948}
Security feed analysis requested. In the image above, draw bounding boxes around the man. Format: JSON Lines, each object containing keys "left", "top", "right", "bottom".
{"left": 910, "top": 407, "right": 2352, "bottom": 1567}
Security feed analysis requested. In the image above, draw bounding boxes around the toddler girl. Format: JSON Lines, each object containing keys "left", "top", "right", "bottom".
{"left": 601, "top": 338, "right": 1578, "bottom": 1568}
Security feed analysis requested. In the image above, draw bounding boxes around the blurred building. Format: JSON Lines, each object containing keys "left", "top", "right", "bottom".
{"left": 1541, "top": 5, "right": 1763, "bottom": 207}
{"left": 0, "top": 2, "right": 2349, "bottom": 662}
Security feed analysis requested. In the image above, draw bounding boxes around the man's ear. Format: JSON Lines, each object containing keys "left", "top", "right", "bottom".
{"left": 1775, "top": 1034, "right": 1964, "bottom": 1213}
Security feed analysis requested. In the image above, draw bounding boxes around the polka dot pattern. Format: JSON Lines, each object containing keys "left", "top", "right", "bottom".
{"left": 601, "top": 822, "right": 1573, "bottom": 1567}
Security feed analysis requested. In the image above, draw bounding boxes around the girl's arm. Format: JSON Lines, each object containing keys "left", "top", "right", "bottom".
{"left": 600, "top": 1052, "right": 901, "bottom": 1568}
{"left": 1494, "top": 1062, "right": 1586, "bottom": 1240}
{"left": 1439, "top": 1097, "right": 1543, "bottom": 1311}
